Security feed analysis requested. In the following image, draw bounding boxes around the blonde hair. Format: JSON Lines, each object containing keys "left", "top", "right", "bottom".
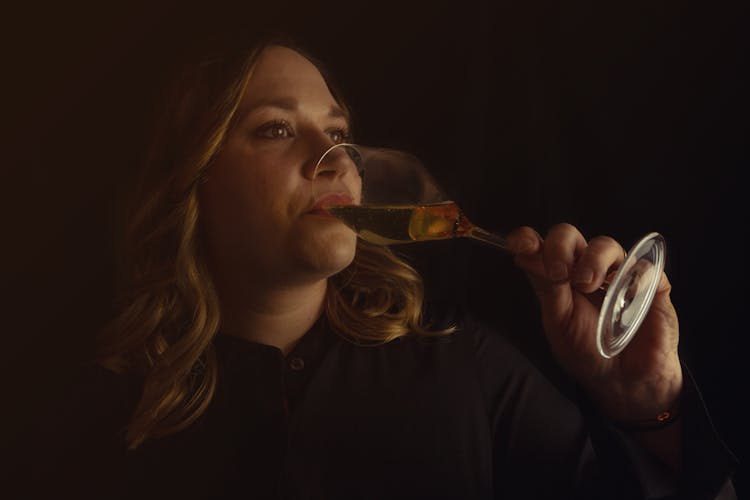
{"left": 96, "top": 41, "right": 452, "bottom": 450}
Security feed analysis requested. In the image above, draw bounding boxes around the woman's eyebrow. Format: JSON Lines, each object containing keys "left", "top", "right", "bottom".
{"left": 241, "top": 97, "right": 348, "bottom": 120}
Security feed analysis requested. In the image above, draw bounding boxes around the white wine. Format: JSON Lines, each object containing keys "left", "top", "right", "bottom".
{"left": 325, "top": 202, "right": 473, "bottom": 245}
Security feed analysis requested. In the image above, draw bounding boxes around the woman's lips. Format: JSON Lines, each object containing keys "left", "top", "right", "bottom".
{"left": 308, "top": 193, "right": 355, "bottom": 215}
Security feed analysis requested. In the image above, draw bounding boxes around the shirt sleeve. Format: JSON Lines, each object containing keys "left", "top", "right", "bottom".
{"left": 459, "top": 307, "right": 738, "bottom": 499}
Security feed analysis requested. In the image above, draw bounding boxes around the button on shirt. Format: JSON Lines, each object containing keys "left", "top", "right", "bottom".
{"left": 289, "top": 357, "right": 304, "bottom": 371}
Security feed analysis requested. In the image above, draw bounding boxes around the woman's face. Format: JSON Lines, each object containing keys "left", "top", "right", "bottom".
{"left": 199, "top": 46, "right": 361, "bottom": 288}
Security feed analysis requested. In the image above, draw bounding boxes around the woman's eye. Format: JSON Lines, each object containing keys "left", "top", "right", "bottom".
{"left": 256, "top": 121, "right": 294, "bottom": 139}
{"left": 328, "top": 128, "right": 350, "bottom": 144}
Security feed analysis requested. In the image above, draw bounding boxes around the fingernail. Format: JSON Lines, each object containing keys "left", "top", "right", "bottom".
{"left": 549, "top": 262, "right": 568, "bottom": 281}
{"left": 574, "top": 267, "right": 594, "bottom": 285}
{"left": 516, "top": 238, "right": 535, "bottom": 253}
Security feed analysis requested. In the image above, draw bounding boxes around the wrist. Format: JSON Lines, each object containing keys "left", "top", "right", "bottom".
{"left": 586, "top": 361, "right": 684, "bottom": 422}
{"left": 611, "top": 398, "right": 681, "bottom": 432}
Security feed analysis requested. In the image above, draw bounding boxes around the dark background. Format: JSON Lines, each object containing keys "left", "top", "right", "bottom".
{"left": 3, "top": 0, "right": 747, "bottom": 494}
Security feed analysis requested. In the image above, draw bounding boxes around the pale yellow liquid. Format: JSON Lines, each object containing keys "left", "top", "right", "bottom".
{"left": 326, "top": 202, "right": 473, "bottom": 245}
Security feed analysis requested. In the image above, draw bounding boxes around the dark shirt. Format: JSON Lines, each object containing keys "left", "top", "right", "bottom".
{"left": 14, "top": 304, "right": 738, "bottom": 499}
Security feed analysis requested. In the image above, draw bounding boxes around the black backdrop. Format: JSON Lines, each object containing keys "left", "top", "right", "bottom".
{"left": 3, "top": 0, "right": 747, "bottom": 493}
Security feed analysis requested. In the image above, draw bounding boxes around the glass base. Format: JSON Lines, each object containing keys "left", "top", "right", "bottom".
{"left": 596, "top": 232, "right": 666, "bottom": 358}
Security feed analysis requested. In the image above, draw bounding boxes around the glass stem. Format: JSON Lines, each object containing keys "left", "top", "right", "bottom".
{"left": 466, "top": 225, "right": 508, "bottom": 251}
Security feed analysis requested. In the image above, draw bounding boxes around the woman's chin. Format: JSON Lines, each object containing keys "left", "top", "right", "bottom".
{"left": 292, "top": 224, "right": 358, "bottom": 277}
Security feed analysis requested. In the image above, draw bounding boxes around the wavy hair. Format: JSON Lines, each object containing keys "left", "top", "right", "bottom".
{"left": 96, "top": 40, "right": 453, "bottom": 450}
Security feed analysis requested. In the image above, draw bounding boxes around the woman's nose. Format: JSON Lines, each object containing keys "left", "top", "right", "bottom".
{"left": 303, "top": 142, "right": 361, "bottom": 181}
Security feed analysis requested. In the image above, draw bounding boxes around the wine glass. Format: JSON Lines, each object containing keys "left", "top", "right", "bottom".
{"left": 311, "top": 143, "right": 666, "bottom": 358}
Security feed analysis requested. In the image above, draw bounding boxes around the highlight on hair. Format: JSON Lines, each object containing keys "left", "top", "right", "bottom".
{"left": 96, "top": 40, "right": 453, "bottom": 450}
{"left": 326, "top": 240, "right": 453, "bottom": 345}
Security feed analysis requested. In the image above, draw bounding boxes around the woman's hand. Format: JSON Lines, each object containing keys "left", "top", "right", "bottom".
{"left": 507, "top": 224, "right": 683, "bottom": 422}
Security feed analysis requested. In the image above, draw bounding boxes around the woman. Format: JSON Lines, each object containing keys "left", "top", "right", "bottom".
{"left": 31, "top": 40, "right": 735, "bottom": 499}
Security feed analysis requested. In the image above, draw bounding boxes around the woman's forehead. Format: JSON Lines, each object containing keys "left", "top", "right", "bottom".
{"left": 233, "top": 45, "right": 347, "bottom": 125}
{"left": 242, "top": 46, "right": 335, "bottom": 105}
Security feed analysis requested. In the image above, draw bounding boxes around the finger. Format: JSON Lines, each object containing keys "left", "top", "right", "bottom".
{"left": 542, "top": 223, "right": 587, "bottom": 284}
{"left": 629, "top": 271, "right": 680, "bottom": 356}
{"left": 506, "top": 226, "right": 543, "bottom": 257}
{"left": 571, "top": 236, "right": 626, "bottom": 294}
{"left": 505, "top": 226, "right": 546, "bottom": 276}
{"left": 648, "top": 271, "right": 677, "bottom": 328}
{"left": 657, "top": 270, "right": 672, "bottom": 295}
{"left": 534, "top": 224, "right": 586, "bottom": 328}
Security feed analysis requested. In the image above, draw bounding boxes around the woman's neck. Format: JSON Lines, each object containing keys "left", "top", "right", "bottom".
{"left": 217, "top": 279, "right": 327, "bottom": 357}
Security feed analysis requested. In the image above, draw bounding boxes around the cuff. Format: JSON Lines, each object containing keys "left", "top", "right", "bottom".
{"left": 577, "top": 362, "right": 738, "bottom": 499}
